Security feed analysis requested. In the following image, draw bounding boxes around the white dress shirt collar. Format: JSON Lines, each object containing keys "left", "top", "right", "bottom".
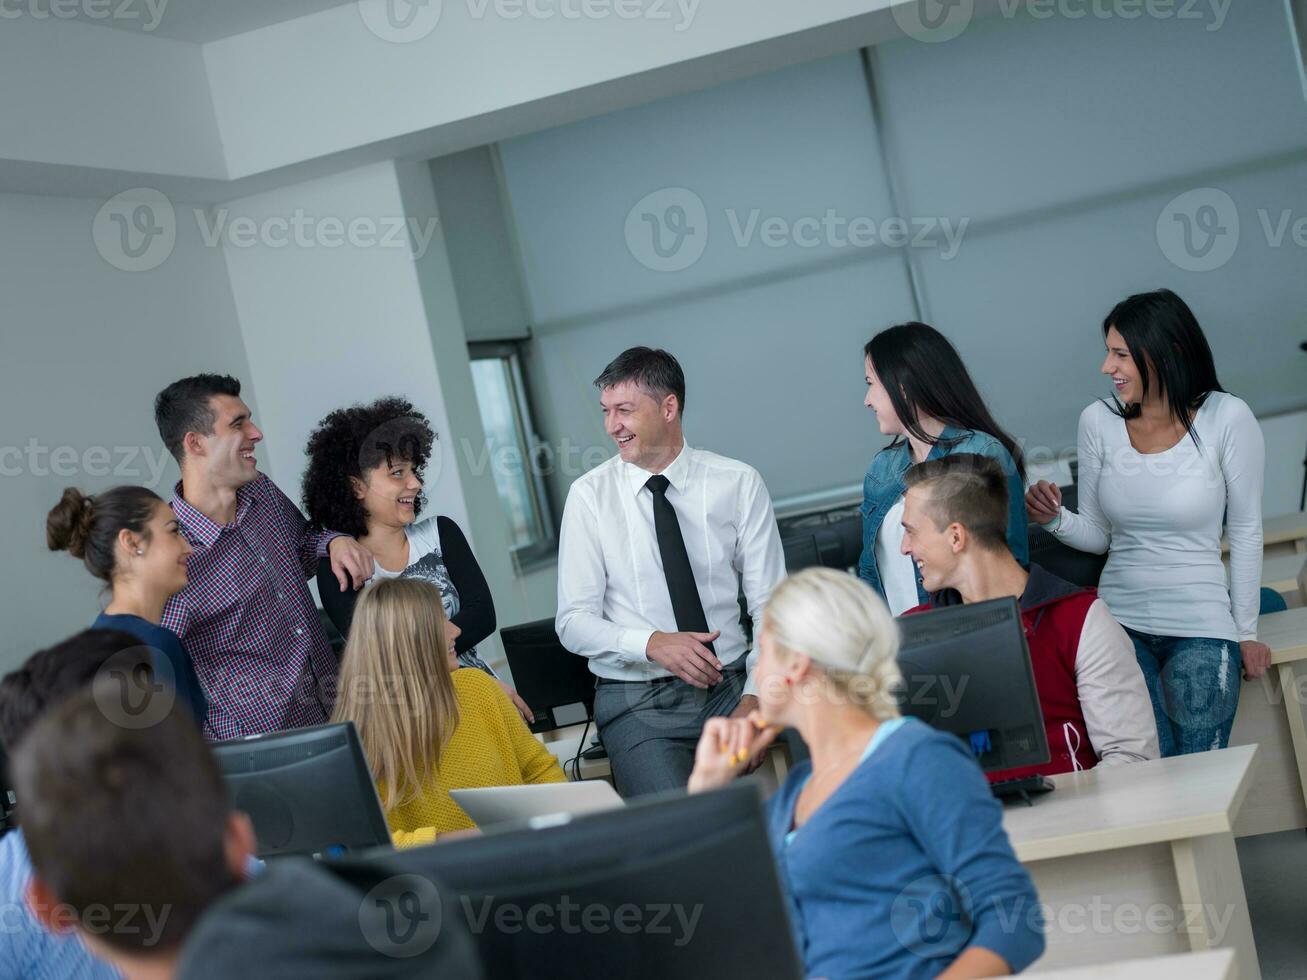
{"left": 622, "top": 440, "right": 692, "bottom": 497}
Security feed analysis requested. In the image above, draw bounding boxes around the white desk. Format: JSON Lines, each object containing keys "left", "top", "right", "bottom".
{"left": 1258, "top": 553, "right": 1306, "bottom": 605}
{"left": 1005, "top": 746, "right": 1259, "bottom": 979}
{"left": 1222, "top": 511, "right": 1307, "bottom": 558}
{"left": 1025, "top": 949, "right": 1235, "bottom": 980}
{"left": 1230, "top": 606, "right": 1307, "bottom": 836}
{"left": 1220, "top": 553, "right": 1304, "bottom": 606}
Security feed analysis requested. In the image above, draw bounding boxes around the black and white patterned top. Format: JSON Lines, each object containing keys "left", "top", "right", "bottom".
{"left": 317, "top": 515, "right": 498, "bottom": 678}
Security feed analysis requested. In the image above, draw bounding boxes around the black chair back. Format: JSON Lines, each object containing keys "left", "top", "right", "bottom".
{"left": 1027, "top": 527, "right": 1106, "bottom": 589}
{"left": 500, "top": 619, "right": 596, "bottom": 734}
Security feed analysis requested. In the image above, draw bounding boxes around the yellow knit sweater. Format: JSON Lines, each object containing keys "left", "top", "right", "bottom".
{"left": 384, "top": 668, "right": 566, "bottom": 848}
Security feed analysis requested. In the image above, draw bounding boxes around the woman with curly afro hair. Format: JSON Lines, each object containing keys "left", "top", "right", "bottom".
{"left": 303, "top": 396, "right": 533, "bottom": 723}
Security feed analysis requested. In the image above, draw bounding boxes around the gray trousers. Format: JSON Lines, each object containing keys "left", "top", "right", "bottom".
{"left": 593, "top": 662, "right": 747, "bottom": 798}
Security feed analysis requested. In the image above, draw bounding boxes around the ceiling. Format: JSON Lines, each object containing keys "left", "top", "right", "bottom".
{"left": 20, "top": 0, "right": 359, "bottom": 43}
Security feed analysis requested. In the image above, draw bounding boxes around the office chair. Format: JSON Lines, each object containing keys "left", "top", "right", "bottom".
{"left": 1025, "top": 485, "right": 1106, "bottom": 588}
{"left": 778, "top": 505, "right": 862, "bottom": 573}
{"left": 500, "top": 619, "right": 597, "bottom": 736}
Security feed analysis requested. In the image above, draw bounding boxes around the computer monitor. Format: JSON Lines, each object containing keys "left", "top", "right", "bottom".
{"left": 212, "top": 721, "right": 392, "bottom": 859}
{"left": 894, "top": 597, "right": 1049, "bottom": 774}
{"left": 501, "top": 619, "right": 596, "bottom": 735}
{"left": 389, "top": 782, "right": 803, "bottom": 980}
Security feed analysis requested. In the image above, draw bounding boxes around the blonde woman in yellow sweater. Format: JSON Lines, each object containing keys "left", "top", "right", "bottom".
{"left": 331, "top": 577, "right": 565, "bottom": 847}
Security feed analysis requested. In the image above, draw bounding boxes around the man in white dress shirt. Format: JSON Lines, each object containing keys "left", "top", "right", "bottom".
{"left": 556, "top": 347, "right": 786, "bottom": 797}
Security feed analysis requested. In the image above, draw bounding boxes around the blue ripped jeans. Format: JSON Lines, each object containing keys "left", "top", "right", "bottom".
{"left": 1125, "top": 628, "right": 1242, "bottom": 757}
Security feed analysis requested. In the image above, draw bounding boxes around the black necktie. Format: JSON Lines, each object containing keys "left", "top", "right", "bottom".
{"left": 645, "top": 474, "right": 714, "bottom": 653}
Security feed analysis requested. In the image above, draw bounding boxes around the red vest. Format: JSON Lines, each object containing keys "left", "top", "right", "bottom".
{"left": 905, "top": 587, "right": 1101, "bottom": 781}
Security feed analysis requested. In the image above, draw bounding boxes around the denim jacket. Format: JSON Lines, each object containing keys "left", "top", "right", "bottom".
{"left": 857, "top": 426, "right": 1029, "bottom": 605}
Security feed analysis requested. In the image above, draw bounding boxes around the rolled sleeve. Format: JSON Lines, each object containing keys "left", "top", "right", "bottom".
{"left": 315, "top": 530, "right": 344, "bottom": 558}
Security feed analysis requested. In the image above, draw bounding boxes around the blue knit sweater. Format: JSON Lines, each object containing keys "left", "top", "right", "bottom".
{"left": 766, "top": 718, "right": 1045, "bottom": 980}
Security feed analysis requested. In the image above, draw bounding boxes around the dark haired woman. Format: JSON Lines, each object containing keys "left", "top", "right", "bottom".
{"left": 859, "top": 323, "right": 1028, "bottom": 615}
{"left": 46, "top": 486, "right": 208, "bottom": 728}
{"left": 304, "top": 396, "right": 533, "bottom": 722}
{"left": 1026, "top": 289, "right": 1269, "bottom": 755}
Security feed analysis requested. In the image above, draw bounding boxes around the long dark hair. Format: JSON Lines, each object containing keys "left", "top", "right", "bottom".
{"left": 865, "top": 323, "right": 1026, "bottom": 480}
{"left": 1103, "top": 289, "right": 1224, "bottom": 440}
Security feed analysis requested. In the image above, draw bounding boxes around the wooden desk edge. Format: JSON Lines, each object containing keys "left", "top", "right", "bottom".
{"left": 1221, "top": 512, "right": 1307, "bottom": 552}
{"left": 1015, "top": 812, "right": 1235, "bottom": 863}
{"left": 1017, "top": 948, "right": 1236, "bottom": 980}
{"left": 1226, "top": 740, "right": 1259, "bottom": 825}
{"left": 1012, "top": 745, "right": 1258, "bottom": 863}
{"left": 1272, "top": 642, "right": 1307, "bottom": 666}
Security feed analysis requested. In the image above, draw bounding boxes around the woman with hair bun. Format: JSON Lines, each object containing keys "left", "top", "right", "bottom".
{"left": 689, "top": 568, "right": 1042, "bottom": 980}
{"left": 46, "top": 486, "right": 208, "bottom": 729}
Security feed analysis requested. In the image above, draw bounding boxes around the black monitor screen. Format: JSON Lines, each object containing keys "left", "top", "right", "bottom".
{"left": 212, "top": 721, "right": 392, "bottom": 859}
{"left": 895, "top": 597, "right": 1049, "bottom": 773}
{"left": 391, "top": 783, "right": 802, "bottom": 980}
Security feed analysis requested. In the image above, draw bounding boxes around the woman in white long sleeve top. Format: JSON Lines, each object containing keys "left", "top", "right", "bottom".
{"left": 1026, "top": 289, "right": 1271, "bottom": 756}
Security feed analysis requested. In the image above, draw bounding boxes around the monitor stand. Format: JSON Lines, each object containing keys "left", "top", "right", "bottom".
{"left": 990, "top": 775, "right": 1055, "bottom": 806}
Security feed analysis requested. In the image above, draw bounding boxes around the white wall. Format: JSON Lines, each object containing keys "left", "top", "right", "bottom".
{"left": 0, "top": 189, "right": 249, "bottom": 671}
{"left": 0, "top": 17, "right": 225, "bottom": 178}
{"left": 497, "top": 6, "right": 1307, "bottom": 518}
{"left": 199, "top": 0, "right": 943, "bottom": 179}
{"left": 1263, "top": 410, "right": 1307, "bottom": 516}
{"left": 876, "top": 0, "right": 1307, "bottom": 441}
{"left": 215, "top": 159, "right": 549, "bottom": 668}
{"left": 215, "top": 161, "right": 465, "bottom": 524}
{"left": 499, "top": 53, "right": 918, "bottom": 509}
{"left": 428, "top": 148, "right": 530, "bottom": 342}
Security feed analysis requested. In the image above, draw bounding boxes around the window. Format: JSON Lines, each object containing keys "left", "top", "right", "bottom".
{"left": 468, "top": 342, "right": 556, "bottom": 565}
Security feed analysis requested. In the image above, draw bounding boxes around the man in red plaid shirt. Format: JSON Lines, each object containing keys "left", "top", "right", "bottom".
{"left": 155, "top": 375, "right": 375, "bottom": 740}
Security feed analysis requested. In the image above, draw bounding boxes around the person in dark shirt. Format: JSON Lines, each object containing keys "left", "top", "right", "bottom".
{"left": 303, "top": 396, "right": 531, "bottom": 722}
{"left": 11, "top": 683, "right": 482, "bottom": 980}
{"left": 46, "top": 486, "right": 208, "bottom": 729}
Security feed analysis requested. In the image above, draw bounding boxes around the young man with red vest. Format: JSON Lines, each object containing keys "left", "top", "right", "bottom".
{"left": 899, "top": 454, "right": 1158, "bottom": 780}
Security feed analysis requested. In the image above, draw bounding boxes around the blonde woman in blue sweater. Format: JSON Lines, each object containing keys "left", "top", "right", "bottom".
{"left": 689, "top": 569, "right": 1043, "bottom": 980}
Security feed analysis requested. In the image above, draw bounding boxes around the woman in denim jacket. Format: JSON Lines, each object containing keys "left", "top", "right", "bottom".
{"left": 858, "top": 323, "right": 1028, "bottom": 613}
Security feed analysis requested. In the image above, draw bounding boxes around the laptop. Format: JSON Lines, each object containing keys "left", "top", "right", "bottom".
{"left": 450, "top": 781, "right": 623, "bottom": 829}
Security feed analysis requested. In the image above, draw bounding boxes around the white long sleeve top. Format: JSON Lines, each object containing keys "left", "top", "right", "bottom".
{"left": 1047, "top": 393, "right": 1264, "bottom": 642}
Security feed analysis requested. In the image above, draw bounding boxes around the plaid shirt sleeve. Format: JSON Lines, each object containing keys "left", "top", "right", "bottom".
{"left": 159, "top": 590, "right": 192, "bottom": 639}
{"left": 264, "top": 477, "right": 343, "bottom": 580}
